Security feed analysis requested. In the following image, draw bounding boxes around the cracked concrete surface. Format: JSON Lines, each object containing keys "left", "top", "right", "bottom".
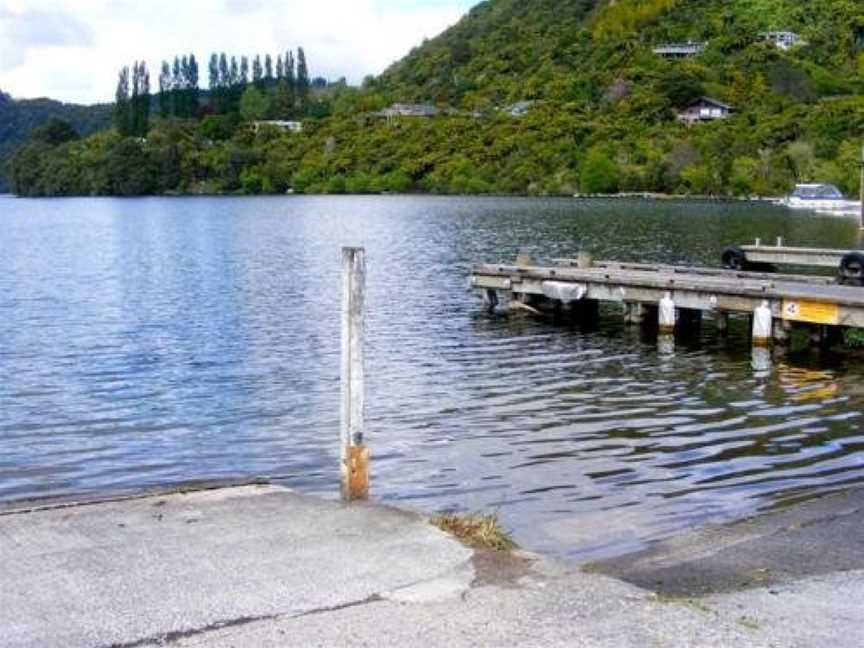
{"left": 2, "top": 485, "right": 864, "bottom": 647}
{"left": 0, "top": 486, "right": 474, "bottom": 648}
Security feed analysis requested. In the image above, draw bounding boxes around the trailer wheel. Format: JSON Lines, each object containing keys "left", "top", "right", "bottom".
{"left": 722, "top": 246, "right": 748, "bottom": 271}
{"left": 839, "top": 252, "right": 864, "bottom": 287}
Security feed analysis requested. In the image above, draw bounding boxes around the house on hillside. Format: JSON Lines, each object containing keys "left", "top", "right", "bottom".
{"left": 253, "top": 120, "right": 303, "bottom": 133}
{"left": 653, "top": 41, "right": 707, "bottom": 59}
{"left": 761, "top": 31, "right": 804, "bottom": 51}
{"left": 504, "top": 101, "right": 534, "bottom": 117}
{"left": 379, "top": 103, "right": 440, "bottom": 119}
{"left": 676, "top": 97, "right": 732, "bottom": 125}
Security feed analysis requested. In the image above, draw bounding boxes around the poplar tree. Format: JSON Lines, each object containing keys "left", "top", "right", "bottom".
{"left": 276, "top": 55, "right": 284, "bottom": 80}
{"left": 264, "top": 54, "right": 273, "bottom": 84}
{"left": 138, "top": 62, "right": 151, "bottom": 135}
{"left": 127, "top": 61, "right": 150, "bottom": 137}
{"left": 284, "top": 50, "right": 295, "bottom": 85}
{"left": 230, "top": 56, "right": 239, "bottom": 86}
{"left": 208, "top": 53, "right": 219, "bottom": 89}
{"left": 283, "top": 50, "right": 296, "bottom": 114}
{"left": 215, "top": 53, "right": 229, "bottom": 113}
{"left": 188, "top": 54, "right": 200, "bottom": 117}
{"left": 158, "top": 61, "right": 171, "bottom": 116}
{"left": 114, "top": 65, "right": 131, "bottom": 135}
{"left": 131, "top": 61, "right": 140, "bottom": 133}
{"left": 296, "top": 47, "right": 310, "bottom": 110}
{"left": 218, "top": 53, "right": 229, "bottom": 87}
{"left": 252, "top": 54, "right": 263, "bottom": 85}
{"left": 240, "top": 56, "right": 250, "bottom": 84}
{"left": 172, "top": 56, "right": 182, "bottom": 116}
{"left": 208, "top": 52, "right": 220, "bottom": 113}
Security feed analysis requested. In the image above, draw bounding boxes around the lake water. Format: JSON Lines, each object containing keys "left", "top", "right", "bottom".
{"left": 2, "top": 194, "right": 864, "bottom": 560}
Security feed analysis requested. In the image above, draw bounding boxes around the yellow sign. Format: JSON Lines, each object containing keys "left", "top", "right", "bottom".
{"left": 781, "top": 299, "right": 840, "bottom": 325}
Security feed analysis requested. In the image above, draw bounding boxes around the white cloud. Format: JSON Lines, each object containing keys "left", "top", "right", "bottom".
{"left": 0, "top": 0, "right": 473, "bottom": 104}
{"left": 0, "top": 3, "right": 94, "bottom": 75}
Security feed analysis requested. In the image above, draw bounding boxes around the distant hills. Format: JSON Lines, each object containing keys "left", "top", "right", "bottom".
{"left": 0, "top": 92, "right": 112, "bottom": 191}
{"left": 7, "top": 0, "right": 864, "bottom": 198}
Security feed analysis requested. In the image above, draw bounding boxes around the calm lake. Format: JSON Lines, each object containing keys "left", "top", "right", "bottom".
{"left": 2, "top": 194, "right": 864, "bottom": 560}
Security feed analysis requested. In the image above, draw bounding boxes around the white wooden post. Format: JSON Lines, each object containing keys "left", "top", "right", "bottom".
{"left": 341, "top": 247, "right": 369, "bottom": 501}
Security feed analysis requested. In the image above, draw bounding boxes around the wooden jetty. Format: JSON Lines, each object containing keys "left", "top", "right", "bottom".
{"left": 470, "top": 255, "right": 864, "bottom": 345}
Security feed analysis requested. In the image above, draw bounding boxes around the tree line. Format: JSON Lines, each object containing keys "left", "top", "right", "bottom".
{"left": 114, "top": 47, "right": 316, "bottom": 128}
{"left": 112, "top": 47, "right": 316, "bottom": 135}
{"left": 206, "top": 48, "right": 312, "bottom": 117}
{"left": 158, "top": 54, "right": 200, "bottom": 119}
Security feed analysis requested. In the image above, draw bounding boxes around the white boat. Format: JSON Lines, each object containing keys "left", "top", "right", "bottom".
{"left": 776, "top": 184, "right": 861, "bottom": 214}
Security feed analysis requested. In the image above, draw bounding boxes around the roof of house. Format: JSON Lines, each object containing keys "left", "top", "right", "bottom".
{"left": 387, "top": 103, "right": 439, "bottom": 115}
{"left": 653, "top": 41, "right": 707, "bottom": 53}
{"left": 505, "top": 101, "right": 534, "bottom": 114}
{"left": 255, "top": 120, "right": 302, "bottom": 126}
{"left": 685, "top": 96, "right": 732, "bottom": 111}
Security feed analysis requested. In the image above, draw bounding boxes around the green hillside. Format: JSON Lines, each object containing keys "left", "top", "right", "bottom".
{"left": 9, "top": 0, "right": 864, "bottom": 197}
{"left": 0, "top": 91, "right": 112, "bottom": 192}
{"left": 380, "top": 0, "right": 864, "bottom": 109}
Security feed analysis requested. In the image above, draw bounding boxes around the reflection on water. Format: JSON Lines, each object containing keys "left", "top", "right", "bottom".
{"left": 1, "top": 194, "right": 864, "bottom": 560}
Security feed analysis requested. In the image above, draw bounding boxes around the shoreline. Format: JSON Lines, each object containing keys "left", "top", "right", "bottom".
{"left": 7, "top": 190, "right": 786, "bottom": 203}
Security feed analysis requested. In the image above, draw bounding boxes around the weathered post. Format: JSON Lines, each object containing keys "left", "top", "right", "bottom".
{"left": 624, "top": 303, "right": 645, "bottom": 325}
{"left": 341, "top": 247, "right": 369, "bottom": 501}
{"left": 716, "top": 312, "right": 729, "bottom": 335}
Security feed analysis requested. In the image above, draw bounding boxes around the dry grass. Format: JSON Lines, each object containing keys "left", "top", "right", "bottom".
{"left": 431, "top": 513, "right": 516, "bottom": 552}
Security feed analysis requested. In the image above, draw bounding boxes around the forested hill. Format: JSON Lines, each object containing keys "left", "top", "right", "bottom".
{"left": 378, "top": 0, "right": 602, "bottom": 104}
{"left": 379, "top": 0, "right": 863, "bottom": 107}
{"left": 0, "top": 92, "right": 112, "bottom": 191}
{"left": 9, "top": 0, "right": 864, "bottom": 198}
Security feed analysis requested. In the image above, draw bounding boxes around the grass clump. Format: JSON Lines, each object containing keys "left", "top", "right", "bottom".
{"left": 431, "top": 513, "right": 516, "bottom": 552}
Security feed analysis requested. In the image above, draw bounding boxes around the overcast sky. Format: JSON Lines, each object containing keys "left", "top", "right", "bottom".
{"left": 0, "top": 0, "right": 478, "bottom": 104}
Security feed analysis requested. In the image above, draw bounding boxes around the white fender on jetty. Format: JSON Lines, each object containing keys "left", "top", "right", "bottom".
{"left": 659, "top": 292, "right": 676, "bottom": 333}
{"left": 752, "top": 301, "right": 772, "bottom": 347}
{"left": 751, "top": 346, "right": 772, "bottom": 376}
{"left": 541, "top": 281, "right": 587, "bottom": 303}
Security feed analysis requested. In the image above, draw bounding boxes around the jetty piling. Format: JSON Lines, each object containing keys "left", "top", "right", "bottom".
{"left": 341, "top": 247, "right": 370, "bottom": 501}
{"left": 659, "top": 293, "right": 676, "bottom": 334}
{"left": 752, "top": 301, "right": 773, "bottom": 347}
{"left": 717, "top": 312, "right": 730, "bottom": 335}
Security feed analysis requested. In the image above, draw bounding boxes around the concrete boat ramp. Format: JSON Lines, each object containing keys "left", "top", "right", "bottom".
{"left": 3, "top": 484, "right": 864, "bottom": 647}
